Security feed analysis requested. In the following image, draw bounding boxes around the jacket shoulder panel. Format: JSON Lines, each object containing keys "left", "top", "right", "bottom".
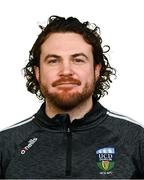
{"left": 0, "top": 116, "right": 34, "bottom": 132}
{"left": 0, "top": 116, "right": 39, "bottom": 147}
{"left": 107, "top": 110, "right": 144, "bottom": 128}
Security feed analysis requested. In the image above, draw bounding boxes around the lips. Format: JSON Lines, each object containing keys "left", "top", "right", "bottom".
{"left": 52, "top": 78, "right": 81, "bottom": 87}
{"left": 54, "top": 82, "right": 78, "bottom": 87}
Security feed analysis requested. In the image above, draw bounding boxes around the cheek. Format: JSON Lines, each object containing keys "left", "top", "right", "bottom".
{"left": 80, "top": 68, "right": 95, "bottom": 83}
{"left": 40, "top": 69, "right": 55, "bottom": 84}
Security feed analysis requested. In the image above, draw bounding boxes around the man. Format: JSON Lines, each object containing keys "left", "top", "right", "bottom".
{"left": 0, "top": 15, "right": 144, "bottom": 179}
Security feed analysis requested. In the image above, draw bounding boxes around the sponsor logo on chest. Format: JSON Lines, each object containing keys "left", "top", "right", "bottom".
{"left": 21, "top": 137, "right": 37, "bottom": 154}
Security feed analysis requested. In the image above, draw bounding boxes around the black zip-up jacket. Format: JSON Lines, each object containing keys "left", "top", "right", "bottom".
{"left": 0, "top": 100, "right": 144, "bottom": 179}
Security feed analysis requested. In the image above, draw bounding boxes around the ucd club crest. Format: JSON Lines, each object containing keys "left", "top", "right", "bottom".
{"left": 96, "top": 147, "right": 115, "bottom": 172}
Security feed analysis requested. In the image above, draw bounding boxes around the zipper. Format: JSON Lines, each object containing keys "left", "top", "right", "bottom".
{"left": 65, "top": 127, "right": 72, "bottom": 176}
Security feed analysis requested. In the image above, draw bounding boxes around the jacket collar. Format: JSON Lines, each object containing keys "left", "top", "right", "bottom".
{"left": 34, "top": 97, "right": 107, "bottom": 131}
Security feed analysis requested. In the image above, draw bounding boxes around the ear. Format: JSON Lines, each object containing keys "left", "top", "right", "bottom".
{"left": 95, "top": 64, "right": 101, "bottom": 81}
{"left": 34, "top": 66, "right": 40, "bottom": 82}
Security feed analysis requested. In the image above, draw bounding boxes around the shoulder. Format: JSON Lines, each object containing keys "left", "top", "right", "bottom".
{"left": 106, "top": 109, "right": 144, "bottom": 128}
{"left": 0, "top": 116, "right": 40, "bottom": 174}
{"left": 0, "top": 116, "right": 38, "bottom": 146}
{"left": 105, "top": 109, "right": 144, "bottom": 140}
{"left": 0, "top": 116, "right": 35, "bottom": 133}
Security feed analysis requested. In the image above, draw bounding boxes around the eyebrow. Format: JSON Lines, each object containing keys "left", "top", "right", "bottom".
{"left": 71, "top": 53, "right": 88, "bottom": 59}
{"left": 44, "top": 53, "right": 88, "bottom": 61}
{"left": 43, "top": 54, "right": 61, "bottom": 62}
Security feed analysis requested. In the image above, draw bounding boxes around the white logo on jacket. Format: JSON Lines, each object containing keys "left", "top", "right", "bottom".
{"left": 21, "top": 137, "right": 37, "bottom": 154}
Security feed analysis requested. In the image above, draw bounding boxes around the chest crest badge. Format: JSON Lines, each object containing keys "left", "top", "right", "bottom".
{"left": 96, "top": 147, "right": 115, "bottom": 174}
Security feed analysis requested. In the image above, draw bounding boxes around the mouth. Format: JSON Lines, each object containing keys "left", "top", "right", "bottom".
{"left": 57, "top": 82, "right": 77, "bottom": 85}
{"left": 52, "top": 80, "right": 81, "bottom": 87}
{"left": 55, "top": 82, "right": 79, "bottom": 87}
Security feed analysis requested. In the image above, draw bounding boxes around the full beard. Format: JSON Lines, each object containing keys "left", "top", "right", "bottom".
{"left": 40, "top": 80, "right": 95, "bottom": 111}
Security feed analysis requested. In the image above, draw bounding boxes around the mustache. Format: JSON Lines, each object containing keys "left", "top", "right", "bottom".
{"left": 52, "top": 77, "right": 81, "bottom": 87}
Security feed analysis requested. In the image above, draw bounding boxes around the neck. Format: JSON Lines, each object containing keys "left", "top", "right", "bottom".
{"left": 45, "top": 97, "right": 93, "bottom": 122}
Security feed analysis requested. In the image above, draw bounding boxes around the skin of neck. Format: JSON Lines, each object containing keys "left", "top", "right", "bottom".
{"left": 45, "top": 96, "right": 93, "bottom": 122}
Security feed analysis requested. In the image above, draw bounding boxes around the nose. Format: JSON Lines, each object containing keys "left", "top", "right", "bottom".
{"left": 59, "top": 61, "right": 74, "bottom": 76}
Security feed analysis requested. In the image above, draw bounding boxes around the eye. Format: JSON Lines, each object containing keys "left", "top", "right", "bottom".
{"left": 47, "top": 59, "right": 60, "bottom": 65}
{"left": 73, "top": 58, "right": 86, "bottom": 64}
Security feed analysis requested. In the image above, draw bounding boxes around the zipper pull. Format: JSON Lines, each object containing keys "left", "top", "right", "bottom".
{"left": 67, "top": 127, "right": 71, "bottom": 133}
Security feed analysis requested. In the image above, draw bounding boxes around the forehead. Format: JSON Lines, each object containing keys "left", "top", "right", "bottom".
{"left": 41, "top": 32, "right": 93, "bottom": 55}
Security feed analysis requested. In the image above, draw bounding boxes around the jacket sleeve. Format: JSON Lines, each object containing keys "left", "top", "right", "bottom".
{"left": 136, "top": 128, "right": 144, "bottom": 178}
{"left": 0, "top": 131, "right": 12, "bottom": 179}
{"left": 0, "top": 132, "right": 7, "bottom": 179}
{"left": 0, "top": 154, "right": 3, "bottom": 178}
{"left": 0, "top": 135, "right": 4, "bottom": 178}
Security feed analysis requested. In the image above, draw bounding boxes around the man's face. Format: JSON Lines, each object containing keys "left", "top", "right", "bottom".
{"left": 35, "top": 32, "right": 101, "bottom": 110}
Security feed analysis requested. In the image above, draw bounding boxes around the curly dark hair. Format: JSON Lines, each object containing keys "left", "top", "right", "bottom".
{"left": 23, "top": 15, "right": 116, "bottom": 100}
